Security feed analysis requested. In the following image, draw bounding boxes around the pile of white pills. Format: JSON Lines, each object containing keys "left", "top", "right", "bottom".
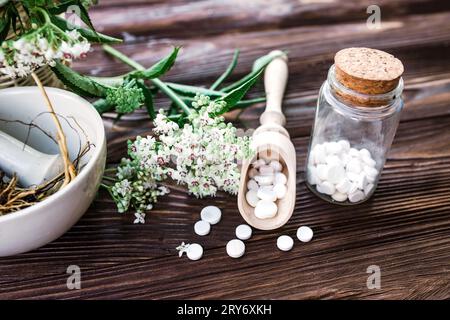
{"left": 245, "top": 158, "right": 288, "bottom": 219}
{"left": 307, "top": 140, "right": 378, "bottom": 203}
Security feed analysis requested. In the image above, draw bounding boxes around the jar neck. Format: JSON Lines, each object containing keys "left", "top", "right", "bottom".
{"left": 327, "top": 64, "right": 404, "bottom": 109}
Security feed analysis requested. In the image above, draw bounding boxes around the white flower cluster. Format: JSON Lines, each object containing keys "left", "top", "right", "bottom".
{"left": 111, "top": 95, "right": 253, "bottom": 220}
{"left": 0, "top": 30, "right": 90, "bottom": 79}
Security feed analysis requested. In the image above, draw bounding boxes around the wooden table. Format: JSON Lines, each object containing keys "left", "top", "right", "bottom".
{"left": 1, "top": 0, "right": 449, "bottom": 300}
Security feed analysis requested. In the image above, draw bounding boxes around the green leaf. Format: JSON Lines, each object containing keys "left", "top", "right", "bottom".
{"left": 0, "top": 16, "right": 10, "bottom": 44}
{"left": 210, "top": 49, "right": 239, "bottom": 90}
{"left": 76, "top": 0, "right": 96, "bottom": 32}
{"left": 52, "top": 61, "right": 109, "bottom": 97}
{"left": 0, "top": 0, "right": 10, "bottom": 8}
{"left": 165, "top": 82, "right": 224, "bottom": 98}
{"left": 50, "top": 15, "right": 122, "bottom": 44}
{"left": 222, "top": 51, "right": 286, "bottom": 92}
{"left": 215, "top": 69, "right": 263, "bottom": 111}
{"left": 135, "top": 47, "right": 180, "bottom": 80}
{"left": 88, "top": 75, "right": 125, "bottom": 87}
{"left": 47, "top": 0, "right": 80, "bottom": 14}
{"left": 135, "top": 81, "right": 155, "bottom": 120}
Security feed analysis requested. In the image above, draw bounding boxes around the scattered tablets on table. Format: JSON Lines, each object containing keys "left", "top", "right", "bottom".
{"left": 277, "top": 235, "right": 294, "bottom": 251}
{"left": 226, "top": 239, "right": 246, "bottom": 258}
{"left": 200, "top": 206, "right": 222, "bottom": 225}
{"left": 297, "top": 226, "right": 313, "bottom": 243}
{"left": 194, "top": 220, "right": 211, "bottom": 236}
{"left": 235, "top": 224, "right": 252, "bottom": 240}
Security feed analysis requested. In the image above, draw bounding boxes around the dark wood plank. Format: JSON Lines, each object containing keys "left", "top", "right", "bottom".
{"left": 90, "top": 0, "right": 450, "bottom": 38}
{"left": 1, "top": 1, "right": 450, "bottom": 300}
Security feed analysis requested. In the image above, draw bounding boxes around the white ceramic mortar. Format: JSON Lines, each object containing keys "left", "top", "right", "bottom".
{"left": 0, "top": 87, "right": 106, "bottom": 256}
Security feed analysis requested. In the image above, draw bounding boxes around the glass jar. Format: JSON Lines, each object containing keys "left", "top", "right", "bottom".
{"left": 305, "top": 65, "right": 404, "bottom": 204}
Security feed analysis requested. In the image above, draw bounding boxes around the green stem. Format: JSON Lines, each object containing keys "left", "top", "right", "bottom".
{"left": 102, "top": 45, "right": 191, "bottom": 115}
{"left": 102, "top": 176, "right": 117, "bottom": 182}
{"left": 210, "top": 49, "right": 239, "bottom": 90}
{"left": 34, "top": 7, "right": 51, "bottom": 25}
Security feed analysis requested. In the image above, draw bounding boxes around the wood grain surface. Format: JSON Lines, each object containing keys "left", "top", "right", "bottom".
{"left": 0, "top": 0, "right": 449, "bottom": 300}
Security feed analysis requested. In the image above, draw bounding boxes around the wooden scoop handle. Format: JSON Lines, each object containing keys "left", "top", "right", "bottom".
{"left": 260, "top": 50, "right": 288, "bottom": 127}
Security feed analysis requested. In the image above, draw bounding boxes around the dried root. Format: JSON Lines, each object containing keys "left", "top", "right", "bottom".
{"left": 31, "top": 72, "right": 77, "bottom": 188}
{"left": 0, "top": 143, "right": 90, "bottom": 215}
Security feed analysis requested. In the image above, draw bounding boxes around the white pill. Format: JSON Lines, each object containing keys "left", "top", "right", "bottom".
{"left": 186, "top": 243, "right": 203, "bottom": 261}
{"left": 200, "top": 206, "right": 222, "bottom": 225}
{"left": 316, "top": 164, "right": 329, "bottom": 181}
{"left": 346, "top": 171, "right": 360, "bottom": 183}
{"left": 257, "top": 188, "right": 277, "bottom": 202}
{"left": 254, "top": 200, "right": 278, "bottom": 219}
{"left": 346, "top": 158, "right": 362, "bottom": 174}
{"left": 247, "top": 179, "right": 259, "bottom": 191}
{"left": 349, "top": 148, "right": 360, "bottom": 158}
{"left": 313, "top": 144, "right": 327, "bottom": 164}
{"left": 326, "top": 141, "right": 342, "bottom": 155}
{"left": 252, "top": 159, "right": 266, "bottom": 168}
{"left": 259, "top": 185, "right": 273, "bottom": 191}
{"left": 226, "top": 239, "right": 245, "bottom": 258}
{"left": 364, "top": 183, "right": 375, "bottom": 196}
{"left": 297, "top": 226, "right": 314, "bottom": 242}
{"left": 246, "top": 189, "right": 259, "bottom": 207}
{"left": 348, "top": 182, "right": 359, "bottom": 194}
{"left": 277, "top": 235, "right": 294, "bottom": 251}
{"left": 340, "top": 153, "right": 352, "bottom": 166}
{"left": 248, "top": 168, "right": 258, "bottom": 178}
{"left": 332, "top": 191, "right": 348, "bottom": 202}
{"left": 259, "top": 165, "right": 274, "bottom": 176}
{"left": 273, "top": 183, "right": 287, "bottom": 199}
{"left": 356, "top": 174, "right": 367, "bottom": 190}
{"left": 326, "top": 155, "right": 342, "bottom": 166}
{"left": 366, "top": 173, "right": 376, "bottom": 184}
{"left": 364, "top": 165, "right": 378, "bottom": 179}
{"left": 194, "top": 220, "right": 211, "bottom": 236}
{"left": 348, "top": 190, "right": 365, "bottom": 203}
{"left": 254, "top": 175, "right": 274, "bottom": 186}
{"left": 336, "top": 178, "right": 351, "bottom": 194}
{"left": 269, "top": 160, "right": 283, "bottom": 172}
{"left": 338, "top": 140, "right": 350, "bottom": 152}
{"left": 362, "top": 156, "right": 376, "bottom": 168}
{"left": 318, "top": 181, "right": 335, "bottom": 195}
{"left": 236, "top": 224, "right": 252, "bottom": 240}
{"left": 359, "top": 148, "right": 371, "bottom": 159}
{"left": 307, "top": 166, "right": 319, "bottom": 185}
{"left": 327, "top": 164, "right": 346, "bottom": 184}
{"left": 274, "top": 172, "right": 287, "bottom": 185}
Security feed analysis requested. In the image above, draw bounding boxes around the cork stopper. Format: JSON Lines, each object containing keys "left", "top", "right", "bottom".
{"left": 333, "top": 48, "right": 404, "bottom": 106}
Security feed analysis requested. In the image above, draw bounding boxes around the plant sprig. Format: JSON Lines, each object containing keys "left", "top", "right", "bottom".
{"left": 53, "top": 45, "right": 283, "bottom": 123}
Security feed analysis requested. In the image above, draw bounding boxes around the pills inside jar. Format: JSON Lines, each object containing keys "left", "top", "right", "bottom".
{"left": 307, "top": 140, "right": 378, "bottom": 203}
{"left": 245, "top": 158, "right": 287, "bottom": 219}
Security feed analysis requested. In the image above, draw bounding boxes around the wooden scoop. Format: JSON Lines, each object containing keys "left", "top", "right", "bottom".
{"left": 238, "top": 50, "right": 296, "bottom": 230}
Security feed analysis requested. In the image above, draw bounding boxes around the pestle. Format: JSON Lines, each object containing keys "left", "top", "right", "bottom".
{"left": 0, "top": 129, "right": 64, "bottom": 187}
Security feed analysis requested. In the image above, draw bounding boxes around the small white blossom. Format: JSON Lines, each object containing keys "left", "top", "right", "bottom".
{"left": 176, "top": 242, "right": 190, "bottom": 257}
{"left": 111, "top": 95, "right": 254, "bottom": 221}
{"left": 0, "top": 30, "right": 90, "bottom": 79}
{"left": 133, "top": 212, "right": 146, "bottom": 224}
